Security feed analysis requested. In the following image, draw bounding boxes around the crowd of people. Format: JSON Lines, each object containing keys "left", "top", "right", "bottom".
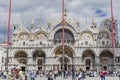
{"left": 0, "top": 68, "right": 120, "bottom": 80}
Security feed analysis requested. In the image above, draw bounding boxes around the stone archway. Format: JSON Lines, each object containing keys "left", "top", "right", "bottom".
{"left": 14, "top": 51, "right": 28, "bottom": 71}
{"left": 54, "top": 45, "right": 74, "bottom": 70}
{"left": 82, "top": 50, "right": 95, "bottom": 71}
{"left": 32, "top": 50, "right": 46, "bottom": 71}
{"left": 100, "top": 51, "right": 114, "bottom": 70}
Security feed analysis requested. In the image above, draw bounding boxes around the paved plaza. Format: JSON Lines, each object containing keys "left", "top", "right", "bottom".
{"left": 34, "top": 76, "right": 119, "bottom": 80}
{"left": 0, "top": 76, "right": 119, "bottom": 80}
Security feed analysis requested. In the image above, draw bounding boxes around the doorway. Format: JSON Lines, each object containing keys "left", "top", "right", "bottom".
{"left": 38, "top": 67, "right": 42, "bottom": 71}
{"left": 86, "top": 67, "right": 90, "bottom": 71}
{"left": 21, "top": 67, "right": 25, "bottom": 71}
{"left": 103, "top": 66, "right": 107, "bottom": 70}
{"left": 86, "top": 59, "right": 91, "bottom": 71}
{"left": 61, "top": 63, "right": 67, "bottom": 71}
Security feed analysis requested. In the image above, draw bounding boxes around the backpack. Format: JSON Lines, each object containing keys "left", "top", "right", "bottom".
{"left": 118, "top": 71, "right": 120, "bottom": 77}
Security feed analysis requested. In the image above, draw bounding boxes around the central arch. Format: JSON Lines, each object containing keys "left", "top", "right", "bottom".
{"left": 54, "top": 45, "right": 74, "bottom": 70}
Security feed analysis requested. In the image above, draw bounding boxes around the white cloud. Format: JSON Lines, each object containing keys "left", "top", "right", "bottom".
{"left": 0, "top": 0, "right": 120, "bottom": 41}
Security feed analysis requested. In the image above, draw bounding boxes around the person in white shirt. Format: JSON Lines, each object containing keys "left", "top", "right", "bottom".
{"left": 94, "top": 71, "right": 97, "bottom": 77}
{"left": 78, "top": 68, "right": 83, "bottom": 80}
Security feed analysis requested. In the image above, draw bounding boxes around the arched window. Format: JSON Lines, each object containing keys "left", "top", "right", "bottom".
{"left": 107, "top": 41, "right": 109, "bottom": 44}
{"left": 99, "top": 41, "right": 100, "bottom": 44}
{"left": 40, "top": 42, "right": 42, "bottom": 45}
{"left": 23, "top": 42, "right": 25, "bottom": 46}
{"left": 85, "top": 41, "right": 88, "bottom": 45}
{"left": 81, "top": 43, "right": 83, "bottom": 46}
{"left": 102, "top": 41, "right": 105, "bottom": 45}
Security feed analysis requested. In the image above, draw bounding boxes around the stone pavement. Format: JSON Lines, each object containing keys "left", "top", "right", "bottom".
{"left": 35, "top": 76, "right": 119, "bottom": 80}
{"left": 0, "top": 76, "right": 119, "bottom": 80}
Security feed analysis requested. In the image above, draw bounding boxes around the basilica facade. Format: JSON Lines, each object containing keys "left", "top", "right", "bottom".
{"left": 6, "top": 16, "right": 120, "bottom": 71}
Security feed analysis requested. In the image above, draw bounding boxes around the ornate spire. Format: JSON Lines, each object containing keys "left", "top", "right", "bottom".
{"left": 47, "top": 18, "right": 52, "bottom": 32}
{"left": 38, "top": 21, "right": 42, "bottom": 30}
{"left": 92, "top": 17, "right": 97, "bottom": 26}
{"left": 20, "top": 21, "right": 25, "bottom": 31}
{"left": 76, "top": 18, "right": 80, "bottom": 27}
{"left": 13, "top": 16, "right": 17, "bottom": 30}
{"left": 31, "top": 17, "right": 34, "bottom": 29}
{"left": 19, "top": 21, "right": 29, "bottom": 33}
{"left": 64, "top": 8, "right": 67, "bottom": 17}
{"left": 30, "top": 17, "right": 35, "bottom": 33}
{"left": 85, "top": 20, "right": 88, "bottom": 28}
{"left": 31, "top": 17, "right": 34, "bottom": 25}
{"left": 47, "top": 18, "right": 51, "bottom": 28}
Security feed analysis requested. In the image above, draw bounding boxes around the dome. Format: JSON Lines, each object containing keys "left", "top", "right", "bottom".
{"left": 100, "top": 19, "right": 112, "bottom": 32}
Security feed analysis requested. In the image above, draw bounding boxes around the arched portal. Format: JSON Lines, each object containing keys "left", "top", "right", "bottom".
{"left": 54, "top": 45, "right": 74, "bottom": 70}
{"left": 82, "top": 50, "right": 95, "bottom": 71}
{"left": 14, "top": 51, "right": 28, "bottom": 71}
{"left": 100, "top": 51, "right": 114, "bottom": 70}
{"left": 54, "top": 29, "right": 74, "bottom": 44}
{"left": 32, "top": 50, "right": 46, "bottom": 71}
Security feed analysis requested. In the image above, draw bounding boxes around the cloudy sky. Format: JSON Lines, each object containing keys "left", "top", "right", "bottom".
{"left": 0, "top": 0, "right": 120, "bottom": 42}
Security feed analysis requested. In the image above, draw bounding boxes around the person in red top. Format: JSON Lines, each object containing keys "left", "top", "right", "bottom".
{"left": 100, "top": 69, "right": 107, "bottom": 80}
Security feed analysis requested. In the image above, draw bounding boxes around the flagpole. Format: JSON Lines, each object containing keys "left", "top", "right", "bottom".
{"left": 110, "top": 0, "right": 116, "bottom": 69}
{"left": 110, "top": 0, "right": 115, "bottom": 48}
{"left": 8, "top": 0, "right": 11, "bottom": 46}
{"left": 62, "top": 0, "right": 65, "bottom": 71}
{"left": 6, "top": 0, "right": 12, "bottom": 72}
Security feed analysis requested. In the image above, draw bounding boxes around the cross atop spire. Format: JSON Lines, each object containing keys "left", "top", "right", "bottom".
{"left": 38, "top": 21, "right": 42, "bottom": 30}
{"left": 85, "top": 20, "right": 88, "bottom": 27}
{"left": 30, "top": 17, "right": 35, "bottom": 33}
{"left": 92, "top": 17, "right": 97, "bottom": 26}
{"left": 20, "top": 21, "right": 24, "bottom": 30}
{"left": 13, "top": 16, "right": 17, "bottom": 25}
{"left": 76, "top": 18, "right": 80, "bottom": 27}
{"left": 31, "top": 17, "right": 35, "bottom": 29}
{"left": 47, "top": 17, "right": 52, "bottom": 27}
{"left": 13, "top": 16, "right": 17, "bottom": 30}
{"left": 31, "top": 17, "right": 34, "bottom": 25}
{"left": 64, "top": 8, "right": 67, "bottom": 17}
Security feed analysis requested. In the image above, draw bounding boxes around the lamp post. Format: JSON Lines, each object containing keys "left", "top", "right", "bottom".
{"left": 6, "top": 47, "right": 9, "bottom": 72}
{"left": 62, "top": 49, "right": 65, "bottom": 71}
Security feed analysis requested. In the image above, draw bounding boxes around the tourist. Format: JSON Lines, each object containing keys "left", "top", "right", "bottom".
{"left": 8, "top": 70, "right": 12, "bottom": 80}
{"left": 118, "top": 69, "right": 120, "bottom": 80}
{"left": 54, "top": 69, "right": 58, "bottom": 79}
{"left": 82, "top": 70, "right": 85, "bottom": 80}
{"left": 47, "top": 70, "right": 54, "bottom": 80}
{"left": 72, "top": 68, "right": 76, "bottom": 80}
{"left": 78, "top": 68, "right": 83, "bottom": 80}
{"left": 18, "top": 70, "right": 23, "bottom": 80}
{"left": 100, "top": 69, "right": 107, "bottom": 80}
{"left": 94, "top": 70, "right": 98, "bottom": 77}
{"left": 29, "top": 70, "right": 36, "bottom": 80}
{"left": 1, "top": 71, "right": 6, "bottom": 80}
